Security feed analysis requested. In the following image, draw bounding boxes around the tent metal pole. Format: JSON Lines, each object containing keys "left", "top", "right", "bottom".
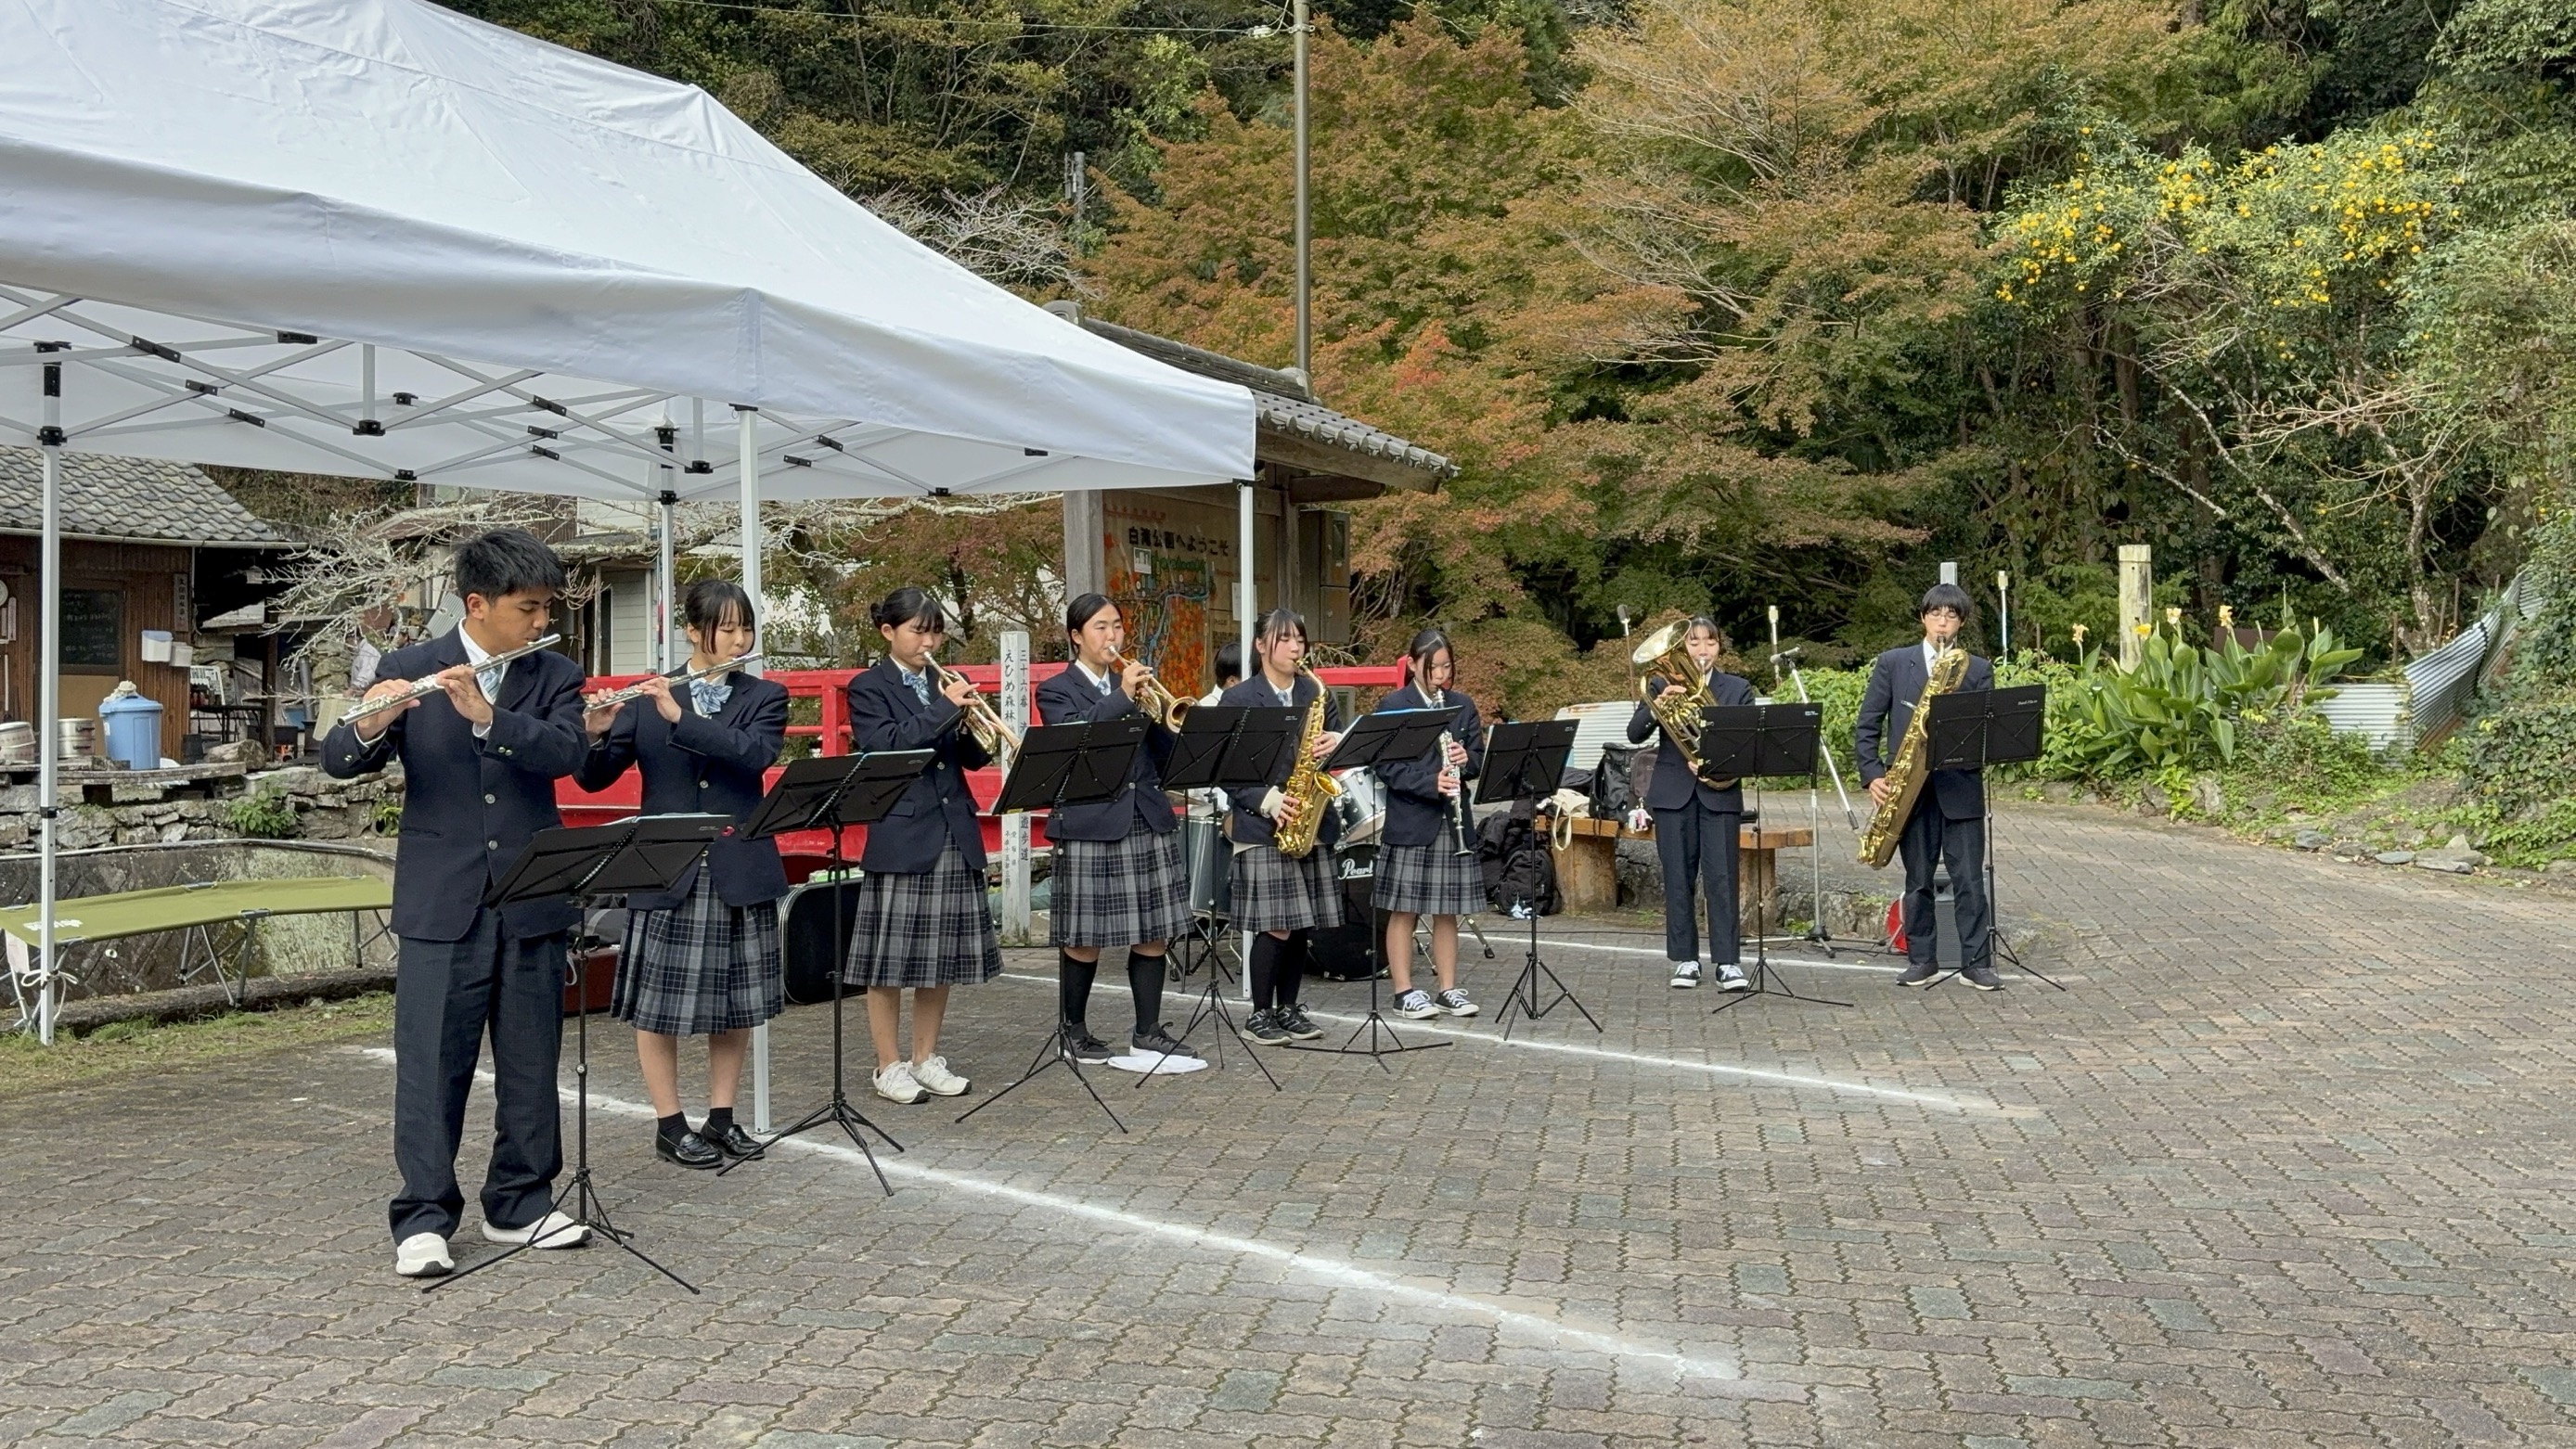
{"left": 1293, "top": 0, "right": 1311, "bottom": 378}
{"left": 737, "top": 405, "right": 769, "bottom": 1133}
{"left": 35, "top": 351, "right": 61, "bottom": 1045}
{"left": 1237, "top": 477, "right": 1255, "bottom": 1007}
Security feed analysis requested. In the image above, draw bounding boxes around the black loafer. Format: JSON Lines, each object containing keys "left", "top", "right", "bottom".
{"left": 656, "top": 1130, "right": 723, "bottom": 1170}
{"left": 709, "top": 1123, "right": 766, "bottom": 1161}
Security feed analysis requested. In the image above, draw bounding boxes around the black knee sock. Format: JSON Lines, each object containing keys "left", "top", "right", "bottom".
{"left": 1127, "top": 949, "right": 1166, "bottom": 1036}
{"left": 1058, "top": 950, "right": 1097, "bottom": 1031}
{"left": 1277, "top": 930, "right": 1307, "bottom": 1011}
{"left": 702, "top": 1106, "right": 732, "bottom": 1137}
{"left": 1248, "top": 933, "right": 1282, "bottom": 1011}
{"left": 656, "top": 1112, "right": 688, "bottom": 1143}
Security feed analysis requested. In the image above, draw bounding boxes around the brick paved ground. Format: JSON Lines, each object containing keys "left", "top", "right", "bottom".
{"left": 4, "top": 802, "right": 2575, "bottom": 1448}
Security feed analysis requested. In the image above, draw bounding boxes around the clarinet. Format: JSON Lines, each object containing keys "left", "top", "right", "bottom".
{"left": 1431, "top": 683, "right": 1476, "bottom": 858}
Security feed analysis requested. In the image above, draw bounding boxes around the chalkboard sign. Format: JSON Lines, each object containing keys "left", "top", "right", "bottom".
{"left": 61, "top": 589, "right": 122, "bottom": 673}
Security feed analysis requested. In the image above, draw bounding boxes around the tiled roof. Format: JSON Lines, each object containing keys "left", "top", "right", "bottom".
{"left": 0, "top": 448, "right": 287, "bottom": 547}
{"left": 1064, "top": 313, "right": 1458, "bottom": 486}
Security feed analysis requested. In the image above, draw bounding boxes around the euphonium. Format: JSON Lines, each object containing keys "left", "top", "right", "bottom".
{"left": 930, "top": 659, "right": 1024, "bottom": 762}
{"left": 1857, "top": 647, "right": 1970, "bottom": 868}
{"left": 1270, "top": 664, "right": 1342, "bottom": 860}
{"left": 1630, "top": 622, "right": 1731, "bottom": 788}
{"left": 1111, "top": 652, "right": 1192, "bottom": 731}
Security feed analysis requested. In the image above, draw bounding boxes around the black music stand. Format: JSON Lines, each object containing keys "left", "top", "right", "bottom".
{"left": 723, "top": 750, "right": 934, "bottom": 1192}
{"left": 1925, "top": 685, "right": 2063, "bottom": 991}
{"left": 431, "top": 814, "right": 730, "bottom": 1296}
{"left": 1695, "top": 703, "right": 1850, "bottom": 1013}
{"left": 1287, "top": 709, "right": 1457, "bottom": 1068}
{"left": 957, "top": 716, "right": 1153, "bottom": 1131}
{"left": 1156, "top": 705, "right": 1305, "bottom": 1088}
{"left": 1478, "top": 719, "right": 1600, "bottom": 1040}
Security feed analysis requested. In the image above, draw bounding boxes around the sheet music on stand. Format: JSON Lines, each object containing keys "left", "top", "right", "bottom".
{"left": 1923, "top": 684, "right": 2062, "bottom": 990}
{"left": 1693, "top": 704, "right": 1847, "bottom": 1012}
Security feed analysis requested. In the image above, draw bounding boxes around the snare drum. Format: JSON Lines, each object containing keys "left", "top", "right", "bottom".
{"left": 1332, "top": 766, "right": 1387, "bottom": 848}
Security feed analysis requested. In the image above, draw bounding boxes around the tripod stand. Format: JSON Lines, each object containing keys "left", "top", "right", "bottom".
{"left": 1156, "top": 702, "right": 1308, "bottom": 1084}
{"left": 1159, "top": 821, "right": 1279, "bottom": 1089}
{"left": 1698, "top": 703, "right": 1850, "bottom": 1014}
{"left": 1925, "top": 687, "right": 2066, "bottom": 992}
{"left": 1475, "top": 719, "right": 1601, "bottom": 1042}
{"left": 725, "top": 751, "right": 933, "bottom": 1191}
{"left": 435, "top": 814, "right": 728, "bottom": 1295}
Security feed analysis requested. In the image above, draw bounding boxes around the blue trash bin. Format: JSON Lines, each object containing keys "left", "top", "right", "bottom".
{"left": 98, "top": 682, "right": 164, "bottom": 769}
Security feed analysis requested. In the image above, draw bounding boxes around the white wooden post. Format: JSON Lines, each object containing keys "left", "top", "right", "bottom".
{"left": 2119, "top": 544, "right": 2153, "bottom": 671}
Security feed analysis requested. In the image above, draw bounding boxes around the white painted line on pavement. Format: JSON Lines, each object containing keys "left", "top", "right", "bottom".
{"left": 361, "top": 1047, "right": 1781, "bottom": 1390}
{"left": 989, "top": 970, "right": 2020, "bottom": 1115}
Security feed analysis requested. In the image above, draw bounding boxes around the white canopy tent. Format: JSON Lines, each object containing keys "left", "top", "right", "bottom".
{"left": 0, "top": 0, "right": 1257, "bottom": 1047}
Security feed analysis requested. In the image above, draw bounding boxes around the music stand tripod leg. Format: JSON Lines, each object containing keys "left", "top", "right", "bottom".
{"left": 734, "top": 827, "right": 903, "bottom": 1193}
{"left": 1288, "top": 962, "right": 1449, "bottom": 1070}
{"left": 433, "top": 943, "right": 699, "bottom": 1294}
{"left": 957, "top": 1016, "right": 1127, "bottom": 1132}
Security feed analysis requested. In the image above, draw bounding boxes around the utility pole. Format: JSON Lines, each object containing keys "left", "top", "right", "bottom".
{"left": 1293, "top": 0, "right": 1311, "bottom": 380}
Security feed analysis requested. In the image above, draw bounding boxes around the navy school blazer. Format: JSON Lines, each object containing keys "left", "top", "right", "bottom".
{"left": 1371, "top": 684, "right": 1486, "bottom": 850}
{"left": 1853, "top": 643, "right": 1997, "bottom": 821}
{"left": 321, "top": 629, "right": 588, "bottom": 942}
{"left": 1626, "top": 671, "right": 1757, "bottom": 814}
{"left": 1031, "top": 662, "right": 1179, "bottom": 841}
{"left": 1217, "top": 671, "right": 1344, "bottom": 852}
{"left": 573, "top": 673, "right": 789, "bottom": 912}
{"left": 845, "top": 657, "right": 992, "bottom": 875}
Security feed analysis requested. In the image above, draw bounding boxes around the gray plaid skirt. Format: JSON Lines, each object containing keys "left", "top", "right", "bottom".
{"left": 1050, "top": 828, "right": 1190, "bottom": 949}
{"left": 1373, "top": 841, "right": 1486, "bottom": 917}
{"left": 612, "top": 870, "right": 784, "bottom": 1036}
{"left": 1230, "top": 843, "right": 1345, "bottom": 933}
{"left": 842, "top": 846, "right": 1002, "bottom": 989}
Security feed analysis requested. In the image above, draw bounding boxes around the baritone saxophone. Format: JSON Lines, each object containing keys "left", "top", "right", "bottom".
{"left": 1857, "top": 647, "right": 1969, "bottom": 868}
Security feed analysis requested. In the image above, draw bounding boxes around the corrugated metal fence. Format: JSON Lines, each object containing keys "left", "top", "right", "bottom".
{"left": 2316, "top": 569, "right": 2554, "bottom": 753}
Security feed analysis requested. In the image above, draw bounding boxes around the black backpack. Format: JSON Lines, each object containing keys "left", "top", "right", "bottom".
{"left": 1478, "top": 805, "right": 1559, "bottom": 916}
{"left": 1591, "top": 743, "right": 1642, "bottom": 818}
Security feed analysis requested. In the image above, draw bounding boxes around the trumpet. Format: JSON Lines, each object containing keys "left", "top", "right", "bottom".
{"left": 341, "top": 634, "right": 563, "bottom": 725}
{"left": 931, "top": 659, "right": 1024, "bottom": 760}
{"left": 583, "top": 652, "right": 763, "bottom": 712}
{"left": 1111, "top": 652, "right": 1193, "bottom": 731}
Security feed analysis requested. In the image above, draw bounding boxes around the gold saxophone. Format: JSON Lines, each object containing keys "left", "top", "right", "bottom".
{"left": 1270, "top": 665, "right": 1342, "bottom": 859}
{"left": 1858, "top": 647, "right": 1970, "bottom": 867}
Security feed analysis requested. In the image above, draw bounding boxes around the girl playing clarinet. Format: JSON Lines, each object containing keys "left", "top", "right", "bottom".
{"left": 577, "top": 580, "right": 785, "bottom": 1168}
{"left": 1217, "top": 609, "right": 1345, "bottom": 1045}
{"left": 1372, "top": 628, "right": 1486, "bottom": 1019}
{"left": 842, "top": 587, "right": 1000, "bottom": 1104}
{"left": 1033, "top": 594, "right": 1197, "bottom": 1062}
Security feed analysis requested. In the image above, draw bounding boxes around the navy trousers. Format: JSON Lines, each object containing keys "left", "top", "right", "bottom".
{"left": 1654, "top": 801, "right": 1741, "bottom": 966}
{"left": 390, "top": 909, "right": 566, "bottom": 1242}
{"left": 1897, "top": 801, "right": 1990, "bottom": 969}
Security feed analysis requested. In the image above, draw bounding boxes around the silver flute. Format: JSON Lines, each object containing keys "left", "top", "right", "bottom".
{"left": 584, "top": 652, "right": 764, "bottom": 711}
{"left": 341, "top": 634, "right": 563, "bottom": 724}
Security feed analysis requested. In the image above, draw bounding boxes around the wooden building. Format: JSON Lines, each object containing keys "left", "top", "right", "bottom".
{"left": 1050, "top": 306, "right": 1456, "bottom": 692}
{"left": 0, "top": 449, "right": 287, "bottom": 761}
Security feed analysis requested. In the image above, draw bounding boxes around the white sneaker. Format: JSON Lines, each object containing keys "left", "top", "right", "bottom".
{"left": 483, "top": 1210, "right": 587, "bottom": 1250}
{"left": 872, "top": 1061, "right": 925, "bottom": 1104}
{"left": 1669, "top": 961, "right": 1701, "bottom": 988}
{"left": 910, "top": 1056, "right": 969, "bottom": 1097}
{"left": 393, "top": 1232, "right": 452, "bottom": 1278}
{"left": 1714, "top": 962, "right": 1749, "bottom": 992}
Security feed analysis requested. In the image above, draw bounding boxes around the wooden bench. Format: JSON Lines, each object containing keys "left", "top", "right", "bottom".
{"left": 1548, "top": 815, "right": 1815, "bottom": 930}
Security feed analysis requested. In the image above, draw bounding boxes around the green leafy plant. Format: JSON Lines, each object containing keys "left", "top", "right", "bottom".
{"left": 2050, "top": 614, "right": 2362, "bottom": 778}
{"left": 370, "top": 798, "right": 403, "bottom": 836}
{"left": 225, "top": 787, "right": 301, "bottom": 841}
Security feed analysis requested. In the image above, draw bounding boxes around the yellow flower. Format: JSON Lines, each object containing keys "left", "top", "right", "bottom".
{"left": 2071, "top": 623, "right": 2089, "bottom": 645}
{"left": 2134, "top": 622, "right": 2152, "bottom": 637}
{"left": 2165, "top": 607, "right": 2182, "bottom": 626}
{"left": 2218, "top": 605, "right": 2235, "bottom": 629}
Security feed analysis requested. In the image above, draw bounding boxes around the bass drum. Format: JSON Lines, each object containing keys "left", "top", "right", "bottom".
{"left": 780, "top": 877, "right": 865, "bottom": 1005}
{"left": 1184, "top": 812, "right": 1231, "bottom": 917}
